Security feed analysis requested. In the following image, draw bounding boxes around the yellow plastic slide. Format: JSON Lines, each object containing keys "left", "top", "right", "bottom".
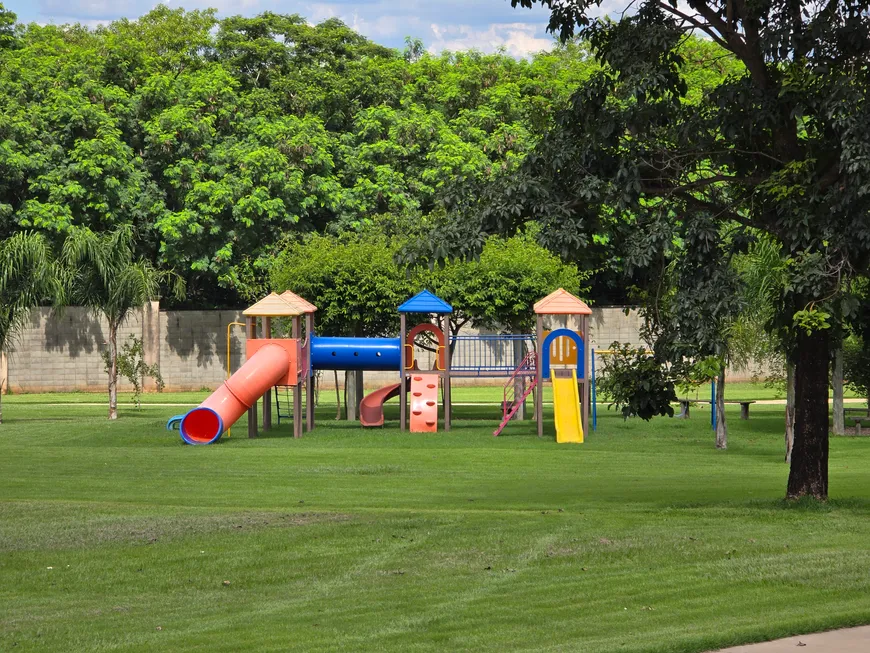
{"left": 551, "top": 370, "right": 584, "bottom": 443}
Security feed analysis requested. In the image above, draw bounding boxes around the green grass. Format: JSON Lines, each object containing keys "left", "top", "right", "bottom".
{"left": 2, "top": 400, "right": 870, "bottom": 652}
{"left": 4, "top": 380, "right": 863, "bottom": 408}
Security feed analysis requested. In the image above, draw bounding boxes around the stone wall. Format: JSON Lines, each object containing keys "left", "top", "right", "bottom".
{"left": 2, "top": 304, "right": 756, "bottom": 394}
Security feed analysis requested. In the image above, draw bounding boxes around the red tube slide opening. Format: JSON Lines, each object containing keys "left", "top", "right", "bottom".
{"left": 181, "top": 407, "right": 224, "bottom": 445}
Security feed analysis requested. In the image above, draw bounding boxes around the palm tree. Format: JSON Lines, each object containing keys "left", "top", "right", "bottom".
{"left": 0, "top": 232, "right": 62, "bottom": 424}
{"left": 62, "top": 226, "right": 183, "bottom": 420}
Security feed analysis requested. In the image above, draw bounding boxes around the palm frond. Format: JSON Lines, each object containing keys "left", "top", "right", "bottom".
{"left": 0, "top": 231, "right": 62, "bottom": 354}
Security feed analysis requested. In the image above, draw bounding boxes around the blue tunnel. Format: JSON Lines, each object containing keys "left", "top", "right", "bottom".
{"left": 310, "top": 337, "right": 402, "bottom": 371}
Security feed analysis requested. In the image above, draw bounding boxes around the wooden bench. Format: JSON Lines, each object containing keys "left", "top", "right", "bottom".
{"left": 677, "top": 399, "right": 757, "bottom": 420}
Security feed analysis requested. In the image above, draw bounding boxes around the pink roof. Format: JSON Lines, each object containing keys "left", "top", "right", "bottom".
{"left": 243, "top": 293, "right": 304, "bottom": 317}
{"left": 279, "top": 290, "right": 317, "bottom": 314}
{"left": 534, "top": 288, "right": 592, "bottom": 315}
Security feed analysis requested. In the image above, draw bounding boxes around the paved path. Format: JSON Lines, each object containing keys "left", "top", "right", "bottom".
{"left": 711, "top": 625, "right": 870, "bottom": 652}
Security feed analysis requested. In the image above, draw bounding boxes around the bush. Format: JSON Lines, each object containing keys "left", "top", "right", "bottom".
{"left": 844, "top": 335, "right": 870, "bottom": 404}
{"left": 596, "top": 342, "right": 677, "bottom": 420}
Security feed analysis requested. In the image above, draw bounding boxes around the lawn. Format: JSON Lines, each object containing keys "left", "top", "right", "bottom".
{"left": 2, "top": 397, "right": 870, "bottom": 652}
{"left": 4, "top": 380, "right": 864, "bottom": 408}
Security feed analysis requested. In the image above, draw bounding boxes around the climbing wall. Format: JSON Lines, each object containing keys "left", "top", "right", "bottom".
{"left": 410, "top": 373, "right": 439, "bottom": 433}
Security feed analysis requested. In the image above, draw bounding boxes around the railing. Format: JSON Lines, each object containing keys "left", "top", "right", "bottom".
{"left": 493, "top": 351, "right": 538, "bottom": 437}
{"left": 450, "top": 334, "right": 535, "bottom": 374}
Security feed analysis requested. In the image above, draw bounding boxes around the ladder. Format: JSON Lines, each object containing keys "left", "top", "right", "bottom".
{"left": 493, "top": 351, "right": 538, "bottom": 437}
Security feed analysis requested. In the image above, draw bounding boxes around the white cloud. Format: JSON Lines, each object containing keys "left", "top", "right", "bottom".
{"left": 36, "top": 16, "right": 113, "bottom": 28}
{"left": 20, "top": 0, "right": 558, "bottom": 56}
{"left": 429, "top": 22, "right": 554, "bottom": 57}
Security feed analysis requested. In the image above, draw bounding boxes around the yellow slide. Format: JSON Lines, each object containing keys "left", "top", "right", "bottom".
{"left": 551, "top": 370, "right": 584, "bottom": 443}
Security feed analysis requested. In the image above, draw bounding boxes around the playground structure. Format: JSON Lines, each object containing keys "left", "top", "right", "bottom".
{"left": 174, "top": 288, "right": 592, "bottom": 445}
{"left": 533, "top": 289, "right": 591, "bottom": 442}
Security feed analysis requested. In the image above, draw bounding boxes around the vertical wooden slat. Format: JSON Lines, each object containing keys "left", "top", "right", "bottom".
{"left": 306, "top": 313, "right": 315, "bottom": 433}
{"left": 582, "top": 315, "right": 590, "bottom": 438}
{"left": 443, "top": 313, "right": 451, "bottom": 432}
{"left": 400, "top": 314, "right": 407, "bottom": 432}
{"left": 262, "top": 316, "right": 272, "bottom": 432}
{"left": 246, "top": 316, "right": 258, "bottom": 439}
{"left": 536, "top": 314, "right": 544, "bottom": 438}
{"left": 293, "top": 316, "right": 302, "bottom": 438}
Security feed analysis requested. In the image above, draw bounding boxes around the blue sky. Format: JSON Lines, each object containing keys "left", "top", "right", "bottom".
{"left": 4, "top": 1, "right": 568, "bottom": 57}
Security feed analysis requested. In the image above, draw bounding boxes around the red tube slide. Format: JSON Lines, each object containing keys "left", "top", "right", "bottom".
{"left": 180, "top": 343, "right": 290, "bottom": 445}
{"left": 360, "top": 379, "right": 409, "bottom": 427}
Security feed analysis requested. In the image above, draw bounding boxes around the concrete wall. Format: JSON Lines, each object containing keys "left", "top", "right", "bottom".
{"left": 5, "top": 306, "right": 247, "bottom": 393}
{"left": 158, "top": 310, "right": 246, "bottom": 391}
{"left": 8, "top": 307, "right": 144, "bottom": 392}
{"left": 2, "top": 304, "right": 755, "bottom": 394}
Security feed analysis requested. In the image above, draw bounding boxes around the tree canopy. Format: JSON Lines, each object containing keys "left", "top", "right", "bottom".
{"left": 0, "top": 6, "right": 601, "bottom": 306}
{"left": 490, "top": 0, "right": 870, "bottom": 499}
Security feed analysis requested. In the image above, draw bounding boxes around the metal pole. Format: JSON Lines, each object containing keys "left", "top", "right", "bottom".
{"left": 711, "top": 380, "right": 717, "bottom": 430}
{"left": 225, "top": 321, "right": 246, "bottom": 438}
{"left": 592, "top": 347, "right": 597, "bottom": 431}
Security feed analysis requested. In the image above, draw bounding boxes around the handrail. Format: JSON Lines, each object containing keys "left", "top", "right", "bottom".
{"left": 225, "top": 321, "right": 247, "bottom": 438}
{"left": 493, "top": 351, "right": 538, "bottom": 437}
{"left": 435, "top": 345, "right": 446, "bottom": 371}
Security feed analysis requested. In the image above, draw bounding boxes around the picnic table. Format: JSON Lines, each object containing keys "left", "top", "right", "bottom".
{"left": 677, "top": 399, "right": 756, "bottom": 420}
{"left": 844, "top": 407, "right": 870, "bottom": 435}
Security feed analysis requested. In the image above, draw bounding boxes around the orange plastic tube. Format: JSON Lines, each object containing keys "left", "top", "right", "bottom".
{"left": 180, "top": 343, "right": 290, "bottom": 445}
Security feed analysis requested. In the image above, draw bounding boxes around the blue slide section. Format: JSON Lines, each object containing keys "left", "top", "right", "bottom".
{"left": 311, "top": 336, "right": 401, "bottom": 371}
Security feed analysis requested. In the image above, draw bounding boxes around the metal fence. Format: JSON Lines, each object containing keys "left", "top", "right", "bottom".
{"left": 449, "top": 334, "right": 535, "bottom": 376}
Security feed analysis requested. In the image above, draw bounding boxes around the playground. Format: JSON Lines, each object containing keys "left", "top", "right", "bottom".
{"left": 172, "top": 288, "right": 594, "bottom": 446}
{"left": 3, "top": 394, "right": 870, "bottom": 652}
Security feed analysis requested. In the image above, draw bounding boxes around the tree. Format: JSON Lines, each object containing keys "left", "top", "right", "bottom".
{"left": 420, "top": 228, "right": 589, "bottom": 338}
{"left": 272, "top": 230, "right": 412, "bottom": 338}
{"left": 271, "top": 230, "right": 413, "bottom": 419}
{"left": 0, "top": 3, "right": 15, "bottom": 50}
{"left": 497, "top": 0, "right": 870, "bottom": 499}
{"left": 62, "top": 227, "right": 182, "bottom": 420}
{"left": 0, "top": 232, "right": 61, "bottom": 423}
{"left": 0, "top": 10, "right": 604, "bottom": 306}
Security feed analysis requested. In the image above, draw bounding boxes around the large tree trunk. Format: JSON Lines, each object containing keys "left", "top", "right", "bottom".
{"left": 785, "top": 361, "right": 795, "bottom": 463}
{"left": 715, "top": 369, "right": 727, "bottom": 449}
{"left": 108, "top": 324, "right": 118, "bottom": 421}
{"left": 787, "top": 329, "right": 830, "bottom": 499}
{"left": 832, "top": 346, "right": 845, "bottom": 436}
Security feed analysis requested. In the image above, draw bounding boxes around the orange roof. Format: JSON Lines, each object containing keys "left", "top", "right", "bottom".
{"left": 243, "top": 293, "right": 304, "bottom": 317}
{"left": 534, "top": 288, "right": 592, "bottom": 315}
{"left": 279, "top": 290, "right": 317, "bottom": 314}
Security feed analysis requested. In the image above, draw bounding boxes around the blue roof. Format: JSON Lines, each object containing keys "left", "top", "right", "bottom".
{"left": 398, "top": 290, "right": 453, "bottom": 314}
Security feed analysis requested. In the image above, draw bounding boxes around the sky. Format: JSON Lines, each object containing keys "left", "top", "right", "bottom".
{"left": 4, "top": 0, "right": 567, "bottom": 58}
